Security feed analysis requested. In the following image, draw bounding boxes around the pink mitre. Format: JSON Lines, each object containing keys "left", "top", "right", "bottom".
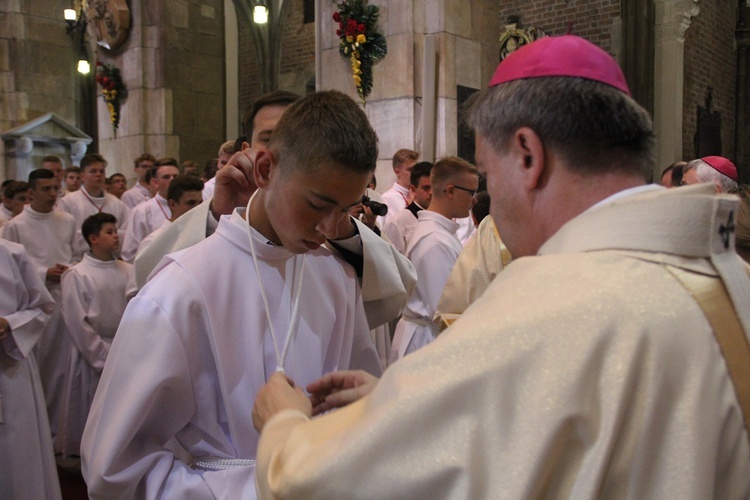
{"left": 489, "top": 35, "right": 630, "bottom": 95}
{"left": 701, "top": 156, "right": 738, "bottom": 182}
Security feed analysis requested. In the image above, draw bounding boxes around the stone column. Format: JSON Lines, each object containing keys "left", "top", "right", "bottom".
{"left": 319, "top": 0, "right": 489, "bottom": 191}
{"left": 653, "top": 0, "right": 699, "bottom": 177}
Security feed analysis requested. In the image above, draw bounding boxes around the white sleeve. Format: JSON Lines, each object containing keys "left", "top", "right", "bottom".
{"left": 60, "top": 269, "right": 110, "bottom": 371}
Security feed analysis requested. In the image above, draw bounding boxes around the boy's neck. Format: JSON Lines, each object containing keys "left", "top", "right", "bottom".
{"left": 90, "top": 247, "right": 114, "bottom": 261}
{"left": 247, "top": 190, "right": 281, "bottom": 245}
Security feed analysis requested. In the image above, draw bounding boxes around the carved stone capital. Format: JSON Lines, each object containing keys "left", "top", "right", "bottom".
{"left": 654, "top": 0, "right": 700, "bottom": 43}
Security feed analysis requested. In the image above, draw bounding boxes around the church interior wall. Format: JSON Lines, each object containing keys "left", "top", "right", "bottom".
{"left": 683, "top": 0, "right": 737, "bottom": 163}
{"left": 2, "top": 1, "right": 746, "bottom": 183}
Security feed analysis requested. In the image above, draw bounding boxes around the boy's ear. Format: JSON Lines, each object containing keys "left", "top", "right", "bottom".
{"left": 252, "top": 147, "right": 276, "bottom": 189}
{"left": 167, "top": 199, "right": 177, "bottom": 212}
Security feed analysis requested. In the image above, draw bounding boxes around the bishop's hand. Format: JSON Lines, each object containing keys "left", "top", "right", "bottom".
{"left": 307, "top": 370, "right": 379, "bottom": 416}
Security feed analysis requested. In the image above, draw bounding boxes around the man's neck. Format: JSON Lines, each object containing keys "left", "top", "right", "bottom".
{"left": 84, "top": 185, "right": 105, "bottom": 197}
{"left": 139, "top": 180, "right": 149, "bottom": 189}
{"left": 425, "top": 199, "right": 454, "bottom": 220}
{"left": 30, "top": 203, "right": 52, "bottom": 214}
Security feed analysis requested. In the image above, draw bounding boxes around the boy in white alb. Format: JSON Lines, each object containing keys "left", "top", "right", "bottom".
{"left": 2, "top": 168, "right": 77, "bottom": 448}
{"left": 82, "top": 91, "right": 382, "bottom": 498}
{"left": 382, "top": 161, "right": 433, "bottom": 255}
{"left": 135, "top": 174, "right": 204, "bottom": 258}
{"left": 120, "top": 153, "right": 155, "bottom": 209}
{"left": 58, "top": 153, "right": 130, "bottom": 259}
{"left": 391, "top": 157, "right": 479, "bottom": 361}
{"left": 380, "top": 148, "right": 418, "bottom": 225}
{"left": 0, "top": 239, "right": 61, "bottom": 499}
{"left": 58, "top": 213, "right": 136, "bottom": 457}
{"left": 120, "top": 160, "right": 180, "bottom": 262}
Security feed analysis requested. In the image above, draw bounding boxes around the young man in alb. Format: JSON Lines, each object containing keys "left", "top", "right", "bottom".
{"left": 2, "top": 168, "right": 77, "bottom": 448}
{"left": 391, "top": 156, "right": 479, "bottom": 361}
{"left": 120, "top": 159, "right": 180, "bottom": 262}
{"left": 82, "top": 90, "right": 382, "bottom": 498}
{"left": 0, "top": 239, "right": 60, "bottom": 499}
{"left": 58, "top": 153, "right": 130, "bottom": 259}
{"left": 58, "top": 213, "right": 136, "bottom": 457}
{"left": 120, "top": 153, "right": 156, "bottom": 209}
{"left": 382, "top": 161, "right": 433, "bottom": 255}
{"left": 380, "top": 148, "right": 418, "bottom": 224}
{"left": 135, "top": 174, "right": 204, "bottom": 258}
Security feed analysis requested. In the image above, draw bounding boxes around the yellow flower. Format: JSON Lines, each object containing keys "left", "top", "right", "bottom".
{"left": 353, "top": 75, "right": 361, "bottom": 85}
{"left": 357, "top": 34, "right": 366, "bottom": 44}
{"left": 346, "top": 35, "right": 353, "bottom": 43}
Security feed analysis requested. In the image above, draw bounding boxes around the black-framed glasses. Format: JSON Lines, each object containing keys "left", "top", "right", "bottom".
{"left": 451, "top": 185, "right": 478, "bottom": 197}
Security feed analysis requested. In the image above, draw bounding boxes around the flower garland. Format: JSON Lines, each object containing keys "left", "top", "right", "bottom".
{"left": 333, "top": 0, "right": 387, "bottom": 104}
{"left": 95, "top": 61, "right": 128, "bottom": 135}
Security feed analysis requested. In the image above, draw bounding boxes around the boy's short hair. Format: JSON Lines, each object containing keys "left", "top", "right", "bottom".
{"left": 410, "top": 161, "right": 434, "bottom": 187}
{"left": 4, "top": 180, "right": 30, "bottom": 199}
{"left": 107, "top": 173, "right": 126, "bottom": 185}
{"left": 65, "top": 166, "right": 82, "bottom": 176}
{"left": 268, "top": 90, "right": 378, "bottom": 177}
{"left": 155, "top": 157, "right": 179, "bottom": 168}
{"left": 242, "top": 90, "right": 301, "bottom": 140}
{"left": 134, "top": 153, "right": 156, "bottom": 168}
{"left": 431, "top": 156, "right": 479, "bottom": 191}
{"left": 28, "top": 168, "right": 56, "bottom": 189}
{"left": 218, "top": 140, "right": 237, "bottom": 157}
{"left": 42, "top": 155, "right": 63, "bottom": 165}
{"left": 81, "top": 153, "right": 108, "bottom": 171}
{"left": 82, "top": 212, "right": 118, "bottom": 247}
{"left": 392, "top": 149, "right": 419, "bottom": 170}
{"left": 167, "top": 174, "right": 205, "bottom": 203}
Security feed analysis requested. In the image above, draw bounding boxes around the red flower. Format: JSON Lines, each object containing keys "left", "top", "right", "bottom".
{"left": 336, "top": 29, "right": 342, "bottom": 36}
{"left": 96, "top": 60, "right": 103, "bottom": 67}
{"left": 333, "top": 11, "right": 341, "bottom": 22}
{"left": 358, "top": 23, "right": 365, "bottom": 33}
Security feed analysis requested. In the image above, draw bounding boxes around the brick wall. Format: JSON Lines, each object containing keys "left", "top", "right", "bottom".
{"left": 683, "top": 2, "right": 737, "bottom": 161}
{"left": 496, "top": 0, "right": 620, "bottom": 53}
{"left": 238, "top": 0, "right": 315, "bottom": 121}
{"left": 279, "top": 0, "right": 316, "bottom": 78}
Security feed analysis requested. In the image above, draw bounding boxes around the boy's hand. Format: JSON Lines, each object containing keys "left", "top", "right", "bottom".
{"left": 253, "top": 372, "right": 312, "bottom": 432}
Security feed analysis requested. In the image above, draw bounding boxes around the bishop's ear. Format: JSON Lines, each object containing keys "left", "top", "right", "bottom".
{"left": 252, "top": 147, "right": 275, "bottom": 189}
{"left": 513, "top": 127, "right": 546, "bottom": 191}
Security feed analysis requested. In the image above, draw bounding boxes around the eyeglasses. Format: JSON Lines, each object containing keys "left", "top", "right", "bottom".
{"left": 451, "top": 185, "right": 478, "bottom": 197}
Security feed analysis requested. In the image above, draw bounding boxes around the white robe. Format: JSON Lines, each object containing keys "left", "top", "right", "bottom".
{"left": 121, "top": 194, "right": 171, "bottom": 263}
{"left": 58, "top": 254, "right": 136, "bottom": 457}
{"left": 434, "top": 215, "right": 511, "bottom": 331}
{"left": 256, "top": 184, "right": 750, "bottom": 499}
{"left": 381, "top": 204, "right": 420, "bottom": 255}
{"left": 0, "top": 240, "right": 61, "bottom": 500}
{"left": 134, "top": 200, "right": 417, "bottom": 331}
{"left": 82, "top": 209, "right": 382, "bottom": 499}
{"left": 0, "top": 204, "right": 12, "bottom": 233}
{"left": 136, "top": 219, "right": 171, "bottom": 258}
{"left": 202, "top": 176, "right": 216, "bottom": 201}
{"left": 391, "top": 210, "right": 461, "bottom": 361}
{"left": 120, "top": 182, "right": 150, "bottom": 209}
{"left": 380, "top": 182, "right": 410, "bottom": 225}
{"left": 2, "top": 206, "right": 77, "bottom": 446}
{"left": 58, "top": 186, "right": 131, "bottom": 259}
